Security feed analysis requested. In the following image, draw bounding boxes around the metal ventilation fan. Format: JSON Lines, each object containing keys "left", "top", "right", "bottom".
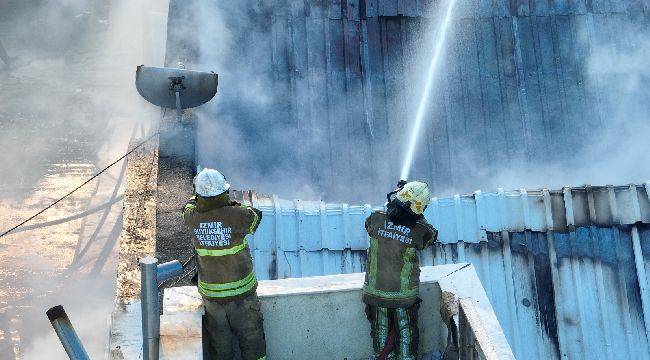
{"left": 135, "top": 64, "right": 219, "bottom": 123}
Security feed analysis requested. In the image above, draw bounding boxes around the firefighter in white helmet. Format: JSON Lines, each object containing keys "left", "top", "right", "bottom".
{"left": 182, "top": 168, "right": 266, "bottom": 360}
{"left": 362, "top": 180, "right": 438, "bottom": 360}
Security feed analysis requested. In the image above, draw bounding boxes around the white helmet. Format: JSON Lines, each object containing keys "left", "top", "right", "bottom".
{"left": 194, "top": 168, "right": 230, "bottom": 197}
{"left": 396, "top": 181, "right": 431, "bottom": 215}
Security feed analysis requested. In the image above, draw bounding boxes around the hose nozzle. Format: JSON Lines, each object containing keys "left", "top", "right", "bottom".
{"left": 387, "top": 180, "right": 408, "bottom": 203}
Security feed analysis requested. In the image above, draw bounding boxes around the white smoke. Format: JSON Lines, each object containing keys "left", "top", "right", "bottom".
{"left": 0, "top": 0, "right": 166, "bottom": 358}
{"left": 479, "top": 14, "right": 650, "bottom": 194}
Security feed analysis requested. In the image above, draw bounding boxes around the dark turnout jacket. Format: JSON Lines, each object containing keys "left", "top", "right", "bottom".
{"left": 182, "top": 195, "right": 262, "bottom": 302}
{"left": 362, "top": 211, "right": 438, "bottom": 308}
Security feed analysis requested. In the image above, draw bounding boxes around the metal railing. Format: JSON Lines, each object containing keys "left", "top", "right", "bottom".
{"left": 140, "top": 257, "right": 183, "bottom": 360}
{"left": 46, "top": 257, "right": 182, "bottom": 360}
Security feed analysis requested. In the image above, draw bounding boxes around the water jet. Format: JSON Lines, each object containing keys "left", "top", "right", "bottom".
{"left": 400, "top": 0, "right": 457, "bottom": 181}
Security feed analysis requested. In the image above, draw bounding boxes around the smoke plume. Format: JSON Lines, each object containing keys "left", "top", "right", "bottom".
{"left": 0, "top": 0, "right": 165, "bottom": 358}
{"left": 190, "top": 3, "right": 650, "bottom": 202}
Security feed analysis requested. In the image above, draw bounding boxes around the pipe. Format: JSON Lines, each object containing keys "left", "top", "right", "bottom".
{"left": 157, "top": 259, "right": 183, "bottom": 284}
{"left": 141, "top": 257, "right": 159, "bottom": 360}
{"left": 46, "top": 305, "right": 91, "bottom": 360}
{"left": 140, "top": 257, "right": 184, "bottom": 360}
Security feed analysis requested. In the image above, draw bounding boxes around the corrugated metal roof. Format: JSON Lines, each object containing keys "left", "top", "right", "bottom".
{"left": 250, "top": 183, "right": 650, "bottom": 249}
{"left": 281, "top": 0, "right": 645, "bottom": 19}
{"left": 192, "top": 1, "right": 649, "bottom": 202}
{"left": 244, "top": 183, "right": 650, "bottom": 359}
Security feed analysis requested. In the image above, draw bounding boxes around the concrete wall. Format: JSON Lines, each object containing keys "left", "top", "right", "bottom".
{"left": 151, "top": 264, "right": 513, "bottom": 359}
{"left": 259, "top": 269, "right": 443, "bottom": 359}
{"left": 158, "top": 266, "right": 447, "bottom": 359}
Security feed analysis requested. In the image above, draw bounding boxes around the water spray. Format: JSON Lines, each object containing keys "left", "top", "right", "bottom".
{"left": 399, "top": 0, "right": 457, "bottom": 181}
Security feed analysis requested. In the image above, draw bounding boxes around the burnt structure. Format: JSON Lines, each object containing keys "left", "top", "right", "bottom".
{"left": 151, "top": 2, "right": 650, "bottom": 358}
{"left": 170, "top": 0, "right": 650, "bottom": 203}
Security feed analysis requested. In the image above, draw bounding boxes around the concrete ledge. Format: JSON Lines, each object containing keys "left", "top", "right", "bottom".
{"left": 163, "top": 286, "right": 204, "bottom": 314}
{"left": 110, "top": 264, "right": 513, "bottom": 359}
{"left": 161, "top": 313, "right": 203, "bottom": 337}
{"left": 108, "top": 302, "right": 144, "bottom": 360}
{"left": 159, "top": 287, "right": 204, "bottom": 359}
{"left": 159, "top": 264, "right": 468, "bottom": 359}
{"left": 160, "top": 312, "right": 203, "bottom": 359}
{"left": 437, "top": 264, "right": 515, "bottom": 359}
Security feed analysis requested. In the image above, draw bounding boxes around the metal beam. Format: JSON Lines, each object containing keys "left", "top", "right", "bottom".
{"left": 46, "top": 305, "right": 91, "bottom": 360}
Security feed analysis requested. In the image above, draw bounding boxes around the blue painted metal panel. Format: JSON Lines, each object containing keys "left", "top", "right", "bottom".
{"left": 323, "top": 204, "right": 346, "bottom": 250}
{"left": 246, "top": 184, "right": 650, "bottom": 359}
{"left": 303, "top": 214, "right": 323, "bottom": 251}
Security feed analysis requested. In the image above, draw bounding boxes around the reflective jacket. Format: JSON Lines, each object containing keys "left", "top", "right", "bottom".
{"left": 183, "top": 195, "right": 262, "bottom": 302}
{"left": 362, "top": 211, "right": 438, "bottom": 308}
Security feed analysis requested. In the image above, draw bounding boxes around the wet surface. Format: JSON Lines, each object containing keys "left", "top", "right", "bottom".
{"left": 0, "top": 1, "right": 162, "bottom": 358}
{"left": 0, "top": 75, "right": 128, "bottom": 359}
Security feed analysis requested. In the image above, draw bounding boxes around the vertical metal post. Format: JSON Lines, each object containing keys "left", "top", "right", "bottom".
{"left": 175, "top": 91, "right": 183, "bottom": 124}
{"left": 141, "top": 257, "right": 159, "bottom": 360}
{"left": 46, "top": 305, "right": 91, "bottom": 360}
{"left": 166, "top": 75, "right": 185, "bottom": 124}
{"left": 140, "top": 257, "right": 183, "bottom": 360}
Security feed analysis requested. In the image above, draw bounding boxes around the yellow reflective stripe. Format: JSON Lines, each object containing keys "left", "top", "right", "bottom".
{"left": 247, "top": 207, "right": 260, "bottom": 234}
{"left": 198, "top": 272, "right": 257, "bottom": 298}
{"left": 199, "top": 279, "right": 257, "bottom": 298}
{"left": 376, "top": 306, "right": 389, "bottom": 351}
{"left": 363, "top": 284, "right": 418, "bottom": 299}
{"left": 195, "top": 240, "right": 248, "bottom": 257}
{"left": 396, "top": 308, "right": 413, "bottom": 358}
{"left": 368, "top": 238, "right": 378, "bottom": 288}
{"left": 400, "top": 248, "right": 416, "bottom": 292}
{"left": 258, "top": 357, "right": 266, "bottom": 360}
{"left": 199, "top": 271, "right": 256, "bottom": 291}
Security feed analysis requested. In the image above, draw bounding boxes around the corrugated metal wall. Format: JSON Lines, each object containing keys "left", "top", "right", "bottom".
{"left": 247, "top": 183, "right": 650, "bottom": 359}
{"left": 160, "top": 1, "right": 650, "bottom": 357}
{"left": 193, "top": 0, "right": 650, "bottom": 201}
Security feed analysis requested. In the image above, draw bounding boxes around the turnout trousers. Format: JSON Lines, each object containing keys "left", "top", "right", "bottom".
{"left": 365, "top": 301, "right": 420, "bottom": 360}
{"left": 203, "top": 292, "right": 266, "bottom": 360}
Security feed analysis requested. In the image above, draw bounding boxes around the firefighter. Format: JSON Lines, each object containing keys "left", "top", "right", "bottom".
{"left": 362, "top": 181, "right": 438, "bottom": 360}
{"left": 182, "top": 168, "right": 266, "bottom": 360}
